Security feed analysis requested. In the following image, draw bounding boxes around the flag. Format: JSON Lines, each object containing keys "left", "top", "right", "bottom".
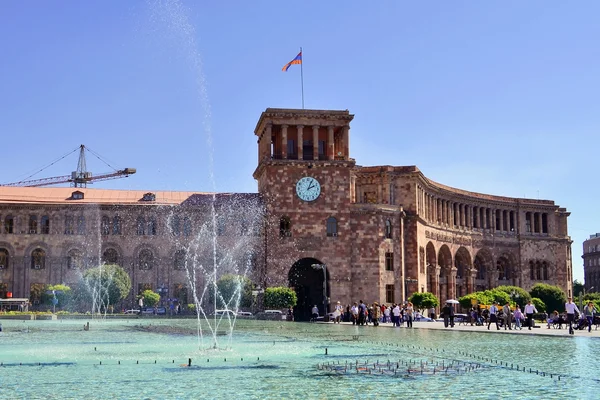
{"left": 282, "top": 51, "right": 302, "bottom": 72}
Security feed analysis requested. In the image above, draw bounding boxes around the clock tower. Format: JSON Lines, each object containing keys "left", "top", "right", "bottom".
{"left": 253, "top": 108, "right": 355, "bottom": 320}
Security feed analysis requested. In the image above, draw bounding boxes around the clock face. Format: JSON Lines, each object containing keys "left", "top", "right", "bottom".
{"left": 296, "top": 177, "right": 321, "bottom": 202}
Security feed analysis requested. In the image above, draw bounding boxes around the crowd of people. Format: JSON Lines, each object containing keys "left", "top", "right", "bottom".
{"left": 315, "top": 297, "right": 598, "bottom": 335}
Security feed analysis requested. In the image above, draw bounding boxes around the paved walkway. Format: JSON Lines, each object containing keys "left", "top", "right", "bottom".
{"left": 336, "top": 320, "right": 600, "bottom": 338}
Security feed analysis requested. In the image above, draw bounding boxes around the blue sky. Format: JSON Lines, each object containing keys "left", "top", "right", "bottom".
{"left": 0, "top": 1, "right": 598, "bottom": 283}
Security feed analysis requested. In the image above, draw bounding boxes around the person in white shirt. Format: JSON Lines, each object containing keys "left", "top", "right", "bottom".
{"left": 565, "top": 297, "right": 580, "bottom": 335}
{"left": 524, "top": 301, "right": 538, "bottom": 330}
{"left": 351, "top": 302, "right": 359, "bottom": 325}
{"left": 488, "top": 302, "right": 500, "bottom": 330}
{"left": 392, "top": 304, "right": 401, "bottom": 327}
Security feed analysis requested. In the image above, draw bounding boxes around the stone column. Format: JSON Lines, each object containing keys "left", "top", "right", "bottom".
{"left": 327, "top": 126, "right": 334, "bottom": 160}
{"left": 265, "top": 123, "right": 272, "bottom": 159}
{"left": 343, "top": 125, "right": 350, "bottom": 159}
{"left": 536, "top": 212, "right": 542, "bottom": 234}
{"left": 281, "top": 124, "right": 288, "bottom": 159}
{"left": 296, "top": 125, "right": 304, "bottom": 161}
{"left": 433, "top": 265, "right": 441, "bottom": 300}
{"left": 312, "top": 125, "right": 319, "bottom": 160}
{"left": 449, "top": 267, "right": 458, "bottom": 300}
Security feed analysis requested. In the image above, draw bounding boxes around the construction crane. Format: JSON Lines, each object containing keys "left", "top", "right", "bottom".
{"left": 0, "top": 145, "right": 136, "bottom": 188}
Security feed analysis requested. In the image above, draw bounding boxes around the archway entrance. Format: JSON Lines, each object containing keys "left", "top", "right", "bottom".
{"left": 288, "top": 258, "right": 329, "bottom": 322}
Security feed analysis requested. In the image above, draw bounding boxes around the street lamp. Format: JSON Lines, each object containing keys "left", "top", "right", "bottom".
{"left": 580, "top": 286, "right": 594, "bottom": 312}
{"left": 157, "top": 284, "right": 168, "bottom": 306}
{"left": 311, "top": 264, "right": 327, "bottom": 317}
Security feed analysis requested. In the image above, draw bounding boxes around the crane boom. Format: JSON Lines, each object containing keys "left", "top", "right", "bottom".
{"left": 0, "top": 145, "right": 136, "bottom": 187}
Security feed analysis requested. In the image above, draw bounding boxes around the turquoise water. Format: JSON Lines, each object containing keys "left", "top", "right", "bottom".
{"left": 0, "top": 319, "right": 597, "bottom": 399}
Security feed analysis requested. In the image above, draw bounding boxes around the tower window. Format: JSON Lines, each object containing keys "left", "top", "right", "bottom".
{"left": 385, "top": 252, "right": 394, "bottom": 271}
{"left": 280, "top": 216, "right": 291, "bottom": 237}
{"left": 326, "top": 217, "right": 338, "bottom": 237}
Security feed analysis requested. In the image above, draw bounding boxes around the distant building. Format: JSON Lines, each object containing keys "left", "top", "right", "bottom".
{"left": 0, "top": 108, "right": 574, "bottom": 320}
{"left": 583, "top": 233, "right": 600, "bottom": 292}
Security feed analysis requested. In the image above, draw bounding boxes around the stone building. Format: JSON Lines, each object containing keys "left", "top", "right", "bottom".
{"left": 0, "top": 188, "right": 263, "bottom": 309}
{"left": 0, "top": 107, "right": 573, "bottom": 319}
{"left": 254, "top": 108, "right": 573, "bottom": 320}
{"left": 582, "top": 233, "right": 600, "bottom": 292}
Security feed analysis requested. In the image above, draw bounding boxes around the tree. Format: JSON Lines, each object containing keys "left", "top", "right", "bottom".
{"left": 494, "top": 285, "right": 531, "bottom": 308}
{"left": 42, "top": 284, "right": 73, "bottom": 310}
{"left": 264, "top": 287, "right": 297, "bottom": 309}
{"left": 458, "top": 292, "right": 492, "bottom": 309}
{"left": 486, "top": 289, "right": 510, "bottom": 305}
{"left": 409, "top": 292, "right": 439, "bottom": 310}
{"left": 211, "top": 274, "right": 253, "bottom": 309}
{"left": 529, "top": 283, "right": 566, "bottom": 314}
{"left": 77, "top": 264, "right": 132, "bottom": 311}
{"left": 573, "top": 280, "right": 584, "bottom": 297}
{"left": 531, "top": 297, "right": 546, "bottom": 313}
{"left": 142, "top": 290, "right": 160, "bottom": 307}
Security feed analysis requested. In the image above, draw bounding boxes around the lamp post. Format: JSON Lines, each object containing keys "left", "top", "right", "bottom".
{"left": 311, "top": 264, "right": 327, "bottom": 316}
{"left": 157, "top": 284, "right": 168, "bottom": 307}
{"left": 511, "top": 290, "right": 520, "bottom": 308}
{"left": 580, "top": 286, "right": 594, "bottom": 313}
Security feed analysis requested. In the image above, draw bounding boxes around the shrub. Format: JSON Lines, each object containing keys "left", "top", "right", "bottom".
{"left": 531, "top": 297, "right": 546, "bottom": 313}
{"left": 409, "top": 292, "right": 439, "bottom": 310}
{"left": 530, "top": 283, "right": 566, "bottom": 315}
{"left": 264, "top": 287, "right": 297, "bottom": 309}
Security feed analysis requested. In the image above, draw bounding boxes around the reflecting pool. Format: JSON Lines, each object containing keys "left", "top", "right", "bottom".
{"left": 0, "top": 319, "right": 598, "bottom": 399}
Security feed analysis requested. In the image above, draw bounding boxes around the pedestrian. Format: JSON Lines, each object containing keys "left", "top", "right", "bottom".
{"left": 524, "top": 300, "right": 537, "bottom": 330}
{"left": 442, "top": 303, "right": 451, "bottom": 328}
{"left": 334, "top": 301, "right": 343, "bottom": 323}
{"left": 372, "top": 302, "right": 380, "bottom": 326}
{"left": 502, "top": 301, "right": 512, "bottom": 330}
{"left": 406, "top": 302, "right": 414, "bottom": 328}
{"left": 392, "top": 304, "right": 401, "bottom": 327}
{"left": 513, "top": 305, "right": 523, "bottom": 330}
{"left": 358, "top": 300, "right": 367, "bottom": 326}
{"left": 488, "top": 302, "right": 500, "bottom": 330}
{"left": 383, "top": 305, "right": 390, "bottom": 323}
{"left": 351, "top": 302, "right": 359, "bottom": 325}
{"left": 311, "top": 304, "right": 319, "bottom": 322}
{"left": 429, "top": 306, "right": 436, "bottom": 320}
{"left": 583, "top": 302, "right": 596, "bottom": 333}
{"left": 565, "top": 296, "right": 580, "bottom": 335}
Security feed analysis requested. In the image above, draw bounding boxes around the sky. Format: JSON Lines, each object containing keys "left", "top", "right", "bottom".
{"left": 0, "top": 1, "right": 598, "bottom": 283}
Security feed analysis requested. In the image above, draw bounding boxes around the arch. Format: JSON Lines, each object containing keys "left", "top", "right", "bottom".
{"left": 474, "top": 248, "right": 493, "bottom": 291}
{"left": 67, "top": 248, "right": 83, "bottom": 269}
{"left": 138, "top": 249, "right": 154, "bottom": 270}
{"left": 147, "top": 218, "right": 157, "bottom": 236}
{"left": 426, "top": 242, "right": 437, "bottom": 297}
{"left": 31, "top": 248, "right": 46, "bottom": 270}
{"left": 0, "top": 248, "right": 9, "bottom": 269}
{"left": 288, "top": 257, "right": 329, "bottom": 321}
{"left": 112, "top": 215, "right": 122, "bottom": 235}
{"left": 437, "top": 245, "right": 452, "bottom": 301}
{"left": 171, "top": 215, "right": 181, "bottom": 236}
{"left": 542, "top": 261, "right": 549, "bottom": 280}
{"left": 454, "top": 246, "right": 472, "bottom": 298}
{"left": 497, "top": 252, "right": 518, "bottom": 285}
{"left": 102, "top": 248, "right": 120, "bottom": 265}
{"left": 4, "top": 215, "right": 14, "bottom": 234}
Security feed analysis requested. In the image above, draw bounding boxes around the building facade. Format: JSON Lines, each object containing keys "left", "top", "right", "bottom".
{"left": 0, "top": 107, "right": 573, "bottom": 319}
{"left": 254, "top": 108, "right": 573, "bottom": 320}
{"left": 582, "top": 233, "right": 600, "bottom": 292}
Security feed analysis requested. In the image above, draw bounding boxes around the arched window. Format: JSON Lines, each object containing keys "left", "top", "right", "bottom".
{"left": 542, "top": 261, "right": 549, "bottom": 280}
{"left": 279, "top": 216, "right": 291, "bottom": 237}
{"left": 68, "top": 249, "right": 82, "bottom": 269}
{"left": 530, "top": 261, "right": 535, "bottom": 280}
{"left": 77, "top": 216, "right": 85, "bottom": 235}
{"left": 4, "top": 215, "right": 14, "bottom": 234}
{"left": 171, "top": 216, "right": 181, "bottom": 236}
{"left": 497, "top": 260, "right": 506, "bottom": 280}
{"left": 40, "top": 215, "right": 50, "bottom": 234}
{"left": 136, "top": 216, "right": 146, "bottom": 236}
{"left": 101, "top": 216, "right": 110, "bottom": 235}
{"left": 385, "top": 219, "right": 392, "bottom": 239}
{"left": 174, "top": 249, "right": 186, "bottom": 270}
{"left": 183, "top": 217, "right": 192, "bottom": 236}
{"left": 29, "top": 215, "right": 38, "bottom": 234}
{"left": 147, "top": 218, "right": 157, "bottom": 236}
{"left": 139, "top": 249, "right": 154, "bottom": 270}
{"left": 102, "top": 248, "right": 119, "bottom": 265}
{"left": 31, "top": 248, "right": 46, "bottom": 270}
{"left": 0, "top": 248, "right": 9, "bottom": 269}
{"left": 326, "top": 217, "right": 338, "bottom": 237}
{"left": 64, "top": 216, "right": 74, "bottom": 235}
{"left": 112, "top": 216, "right": 122, "bottom": 235}
{"left": 536, "top": 261, "right": 542, "bottom": 280}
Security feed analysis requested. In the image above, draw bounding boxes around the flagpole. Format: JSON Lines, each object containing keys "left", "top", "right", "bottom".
{"left": 300, "top": 47, "right": 304, "bottom": 109}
